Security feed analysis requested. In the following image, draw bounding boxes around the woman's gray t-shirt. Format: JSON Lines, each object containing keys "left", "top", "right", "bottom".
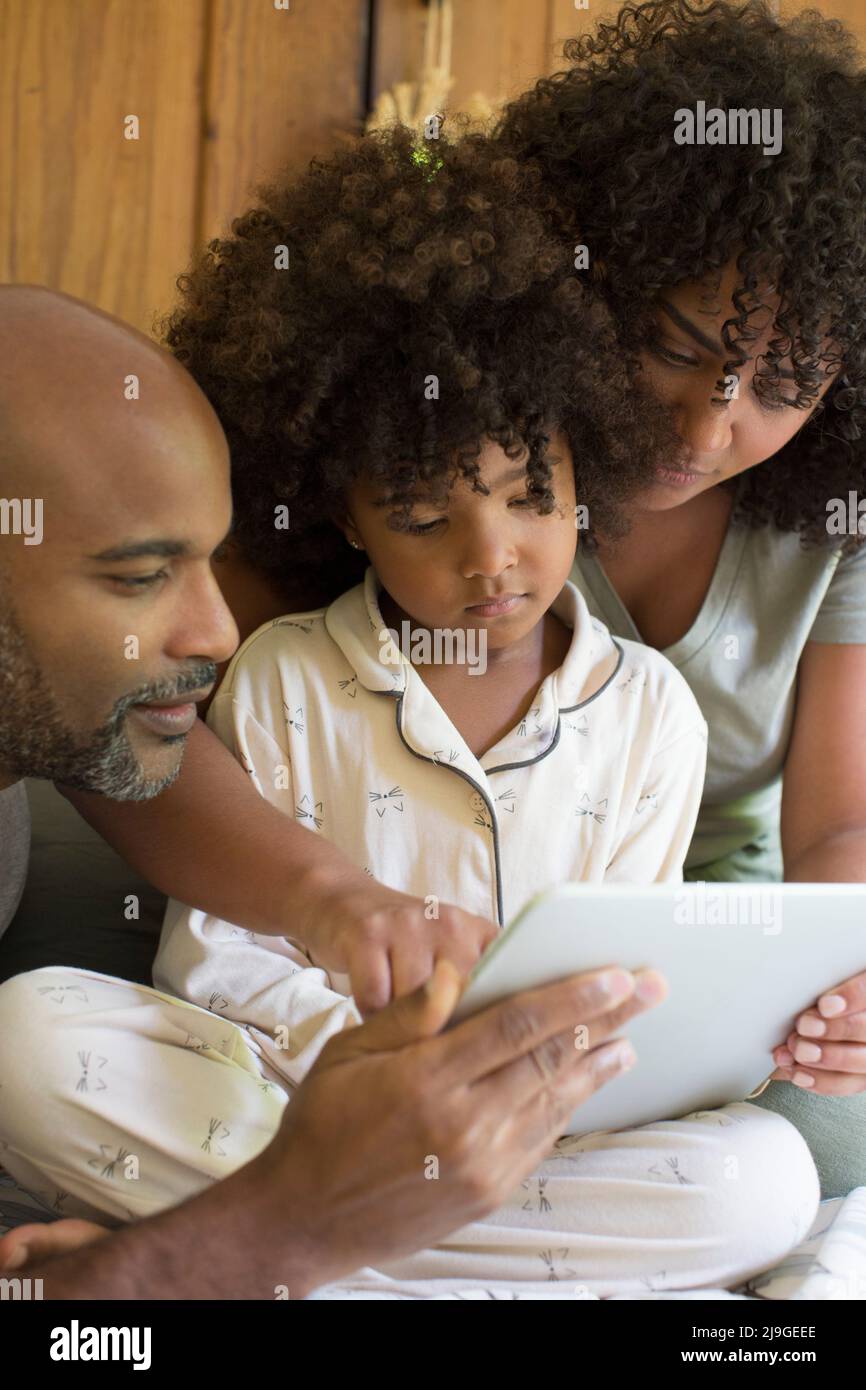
{"left": 570, "top": 522, "right": 866, "bottom": 881}
{"left": 0, "top": 780, "right": 30, "bottom": 937}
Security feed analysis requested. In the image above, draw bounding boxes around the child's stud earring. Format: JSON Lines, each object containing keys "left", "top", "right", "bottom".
{"left": 349, "top": 539, "right": 364, "bottom": 550}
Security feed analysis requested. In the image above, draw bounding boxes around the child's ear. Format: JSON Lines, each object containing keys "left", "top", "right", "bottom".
{"left": 329, "top": 507, "right": 362, "bottom": 550}
{"left": 328, "top": 506, "right": 349, "bottom": 539}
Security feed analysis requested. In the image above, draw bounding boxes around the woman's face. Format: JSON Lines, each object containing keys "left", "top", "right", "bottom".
{"left": 636, "top": 260, "right": 839, "bottom": 511}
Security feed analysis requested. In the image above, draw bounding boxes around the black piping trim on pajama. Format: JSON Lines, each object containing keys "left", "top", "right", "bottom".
{"left": 390, "top": 691, "right": 506, "bottom": 928}
{"left": 484, "top": 639, "right": 625, "bottom": 776}
{"left": 380, "top": 639, "right": 626, "bottom": 930}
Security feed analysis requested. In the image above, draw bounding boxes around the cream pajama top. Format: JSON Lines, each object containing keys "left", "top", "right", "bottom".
{"left": 153, "top": 565, "right": 708, "bottom": 1084}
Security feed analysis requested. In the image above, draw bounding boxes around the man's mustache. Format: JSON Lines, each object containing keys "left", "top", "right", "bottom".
{"left": 110, "top": 663, "right": 219, "bottom": 728}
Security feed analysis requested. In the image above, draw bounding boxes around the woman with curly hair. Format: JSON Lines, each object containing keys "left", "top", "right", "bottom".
{"left": 492, "top": 0, "right": 866, "bottom": 1193}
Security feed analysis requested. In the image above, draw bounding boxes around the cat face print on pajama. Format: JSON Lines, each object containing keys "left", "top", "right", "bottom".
{"left": 153, "top": 563, "right": 709, "bottom": 1057}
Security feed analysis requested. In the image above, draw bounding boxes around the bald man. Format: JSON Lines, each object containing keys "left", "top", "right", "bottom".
{"left": 0, "top": 285, "right": 237, "bottom": 813}
{"left": 0, "top": 284, "right": 669, "bottom": 1299}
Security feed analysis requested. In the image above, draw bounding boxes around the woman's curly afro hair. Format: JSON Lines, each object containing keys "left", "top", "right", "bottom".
{"left": 495, "top": 0, "right": 866, "bottom": 546}
{"left": 159, "top": 124, "right": 680, "bottom": 601}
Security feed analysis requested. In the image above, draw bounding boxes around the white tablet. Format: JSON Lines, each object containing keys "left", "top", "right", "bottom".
{"left": 449, "top": 882, "right": 866, "bottom": 1136}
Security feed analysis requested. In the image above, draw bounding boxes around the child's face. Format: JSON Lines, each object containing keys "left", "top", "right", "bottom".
{"left": 339, "top": 434, "right": 578, "bottom": 661}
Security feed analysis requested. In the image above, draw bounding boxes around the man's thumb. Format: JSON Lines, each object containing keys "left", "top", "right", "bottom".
{"left": 349, "top": 959, "right": 467, "bottom": 1054}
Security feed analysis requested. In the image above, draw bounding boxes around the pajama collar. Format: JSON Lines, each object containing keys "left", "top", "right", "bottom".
{"left": 325, "top": 565, "right": 623, "bottom": 773}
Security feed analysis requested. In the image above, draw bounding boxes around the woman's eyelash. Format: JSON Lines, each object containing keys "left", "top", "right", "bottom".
{"left": 651, "top": 336, "right": 800, "bottom": 410}
{"left": 650, "top": 342, "right": 698, "bottom": 368}
{"left": 753, "top": 377, "right": 802, "bottom": 412}
{"left": 405, "top": 497, "right": 537, "bottom": 534}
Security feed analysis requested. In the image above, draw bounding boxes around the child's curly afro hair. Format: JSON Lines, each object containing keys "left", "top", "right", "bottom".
{"left": 158, "top": 124, "right": 680, "bottom": 600}
{"left": 495, "top": 0, "right": 866, "bottom": 546}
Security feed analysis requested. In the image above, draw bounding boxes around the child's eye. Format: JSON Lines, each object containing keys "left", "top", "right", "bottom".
{"left": 405, "top": 497, "right": 536, "bottom": 535}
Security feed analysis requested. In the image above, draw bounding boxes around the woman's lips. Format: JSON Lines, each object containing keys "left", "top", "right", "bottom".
{"left": 464, "top": 595, "right": 525, "bottom": 617}
{"left": 129, "top": 701, "right": 198, "bottom": 736}
{"left": 655, "top": 465, "right": 708, "bottom": 487}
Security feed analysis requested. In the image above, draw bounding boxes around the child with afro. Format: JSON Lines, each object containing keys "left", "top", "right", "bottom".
{"left": 152, "top": 125, "right": 710, "bottom": 1068}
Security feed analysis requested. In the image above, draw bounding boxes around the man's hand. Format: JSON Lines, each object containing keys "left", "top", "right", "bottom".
{"left": 771, "top": 968, "right": 866, "bottom": 1096}
{"left": 263, "top": 957, "right": 666, "bottom": 1293}
{"left": 296, "top": 874, "right": 500, "bottom": 1016}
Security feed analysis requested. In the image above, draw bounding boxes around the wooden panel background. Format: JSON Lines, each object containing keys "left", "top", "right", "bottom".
{"left": 0, "top": 0, "right": 368, "bottom": 335}
{"left": 0, "top": 0, "right": 205, "bottom": 335}
{"left": 199, "top": 0, "right": 368, "bottom": 243}
{"left": 373, "top": 0, "right": 866, "bottom": 109}
{"left": 1, "top": 0, "right": 863, "bottom": 338}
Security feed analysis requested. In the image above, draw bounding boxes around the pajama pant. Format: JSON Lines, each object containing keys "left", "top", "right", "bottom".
{"left": 0, "top": 966, "right": 820, "bottom": 1299}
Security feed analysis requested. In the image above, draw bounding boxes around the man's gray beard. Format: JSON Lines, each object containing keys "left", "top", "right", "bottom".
{"left": 0, "top": 601, "right": 214, "bottom": 801}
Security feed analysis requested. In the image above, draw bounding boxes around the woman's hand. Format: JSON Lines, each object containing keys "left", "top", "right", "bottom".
{"left": 771, "top": 969, "right": 866, "bottom": 1095}
{"left": 296, "top": 872, "right": 499, "bottom": 1017}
